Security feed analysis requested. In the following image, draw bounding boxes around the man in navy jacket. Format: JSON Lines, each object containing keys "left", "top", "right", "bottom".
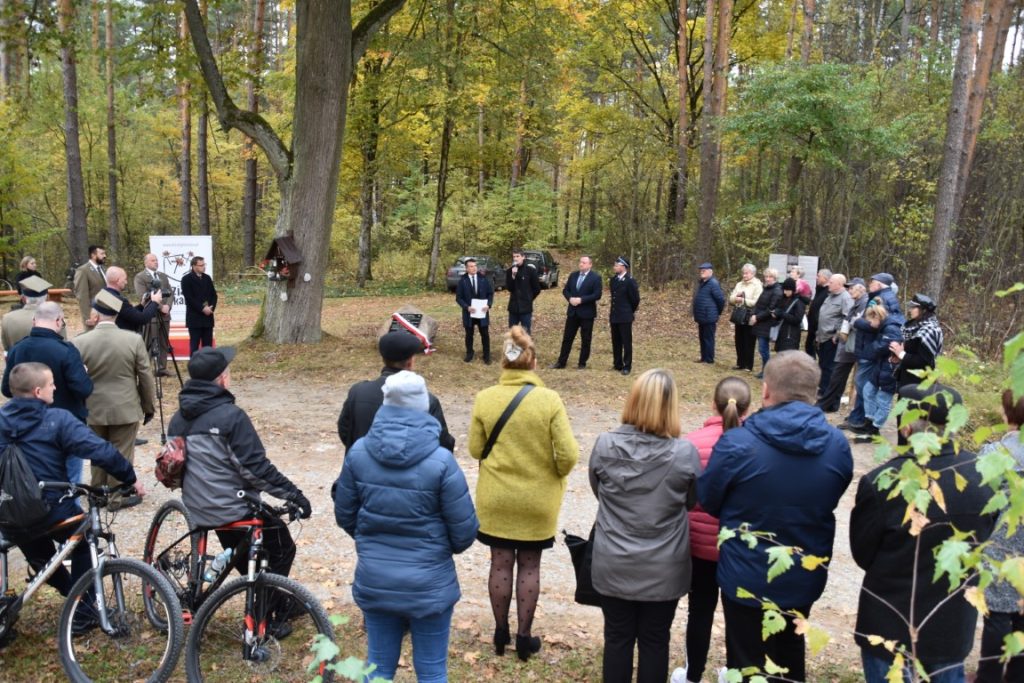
{"left": 550, "top": 255, "right": 603, "bottom": 369}
{"left": 692, "top": 262, "right": 726, "bottom": 364}
{"left": 698, "top": 351, "right": 853, "bottom": 681}
{"left": 607, "top": 256, "right": 640, "bottom": 375}
{"left": 455, "top": 258, "right": 494, "bottom": 364}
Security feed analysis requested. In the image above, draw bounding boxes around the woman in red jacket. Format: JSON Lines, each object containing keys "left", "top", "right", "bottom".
{"left": 683, "top": 376, "right": 751, "bottom": 682}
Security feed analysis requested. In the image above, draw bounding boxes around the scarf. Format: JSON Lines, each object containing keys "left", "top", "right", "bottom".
{"left": 903, "top": 314, "right": 943, "bottom": 359}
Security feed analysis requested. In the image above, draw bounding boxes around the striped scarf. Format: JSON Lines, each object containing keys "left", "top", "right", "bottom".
{"left": 903, "top": 314, "right": 943, "bottom": 359}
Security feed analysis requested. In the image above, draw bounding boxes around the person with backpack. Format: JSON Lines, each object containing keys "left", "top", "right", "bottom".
{"left": 0, "top": 362, "right": 142, "bottom": 601}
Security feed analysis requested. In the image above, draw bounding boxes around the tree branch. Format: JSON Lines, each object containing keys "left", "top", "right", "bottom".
{"left": 352, "top": 0, "right": 409, "bottom": 64}
{"left": 181, "top": 0, "right": 291, "bottom": 180}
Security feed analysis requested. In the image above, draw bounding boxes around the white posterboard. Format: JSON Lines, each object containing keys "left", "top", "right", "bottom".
{"left": 148, "top": 235, "right": 214, "bottom": 325}
{"left": 768, "top": 253, "right": 818, "bottom": 292}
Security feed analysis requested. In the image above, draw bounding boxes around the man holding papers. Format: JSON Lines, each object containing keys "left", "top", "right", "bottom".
{"left": 455, "top": 258, "right": 494, "bottom": 364}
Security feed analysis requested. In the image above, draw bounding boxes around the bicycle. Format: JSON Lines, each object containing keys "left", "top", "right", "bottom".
{"left": 144, "top": 489, "right": 335, "bottom": 682}
{"left": 0, "top": 482, "right": 184, "bottom": 682}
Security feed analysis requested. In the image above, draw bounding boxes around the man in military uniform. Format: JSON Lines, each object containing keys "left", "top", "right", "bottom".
{"left": 608, "top": 256, "right": 640, "bottom": 375}
{"left": 72, "top": 289, "right": 156, "bottom": 496}
{"left": 337, "top": 331, "right": 455, "bottom": 453}
{"left": 73, "top": 245, "right": 107, "bottom": 331}
{"left": 2, "top": 275, "right": 65, "bottom": 352}
{"left": 133, "top": 253, "right": 174, "bottom": 376}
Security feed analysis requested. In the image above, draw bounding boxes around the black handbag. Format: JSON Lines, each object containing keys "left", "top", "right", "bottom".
{"left": 730, "top": 304, "right": 751, "bottom": 326}
{"left": 562, "top": 527, "right": 602, "bottom": 607}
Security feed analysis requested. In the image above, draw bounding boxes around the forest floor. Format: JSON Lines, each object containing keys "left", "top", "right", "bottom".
{"left": 0, "top": 280, "right": 986, "bottom": 682}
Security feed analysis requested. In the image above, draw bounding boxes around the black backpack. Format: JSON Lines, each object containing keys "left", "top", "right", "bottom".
{"left": 0, "top": 442, "right": 51, "bottom": 531}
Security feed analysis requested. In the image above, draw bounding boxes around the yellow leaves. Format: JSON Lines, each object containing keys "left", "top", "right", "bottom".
{"left": 903, "top": 506, "right": 930, "bottom": 536}
{"left": 928, "top": 480, "right": 947, "bottom": 512}
{"left": 964, "top": 586, "right": 989, "bottom": 616}
{"left": 793, "top": 618, "right": 831, "bottom": 656}
{"left": 800, "top": 555, "right": 830, "bottom": 571}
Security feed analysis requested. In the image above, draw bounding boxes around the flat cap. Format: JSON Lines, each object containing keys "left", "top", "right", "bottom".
{"left": 378, "top": 331, "right": 424, "bottom": 362}
{"left": 698, "top": 262, "right": 713, "bottom": 270}
{"left": 870, "top": 273, "right": 894, "bottom": 286}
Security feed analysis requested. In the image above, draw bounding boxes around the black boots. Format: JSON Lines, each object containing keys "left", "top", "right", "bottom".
{"left": 493, "top": 627, "right": 510, "bottom": 656}
{"left": 515, "top": 634, "right": 542, "bottom": 661}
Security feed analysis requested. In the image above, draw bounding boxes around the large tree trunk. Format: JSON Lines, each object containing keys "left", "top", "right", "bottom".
{"left": 179, "top": 13, "right": 192, "bottom": 235}
{"left": 60, "top": 0, "right": 88, "bottom": 263}
{"left": 242, "top": 0, "right": 266, "bottom": 262}
{"left": 356, "top": 59, "right": 381, "bottom": 288}
{"left": 952, "top": 0, "right": 1009, "bottom": 225}
{"left": 800, "top": 0, "right": 815, "bottom": 63}
{"left": 926, "top": 0, "right": 983, "bottom": 303}
{"left": 673, "top": 0, "right": 689, "bottom": 227}
{"left": 696, "top": 0, "right": 731, "bottom": 262}
{"left": 196, "top": 0, "right": 211, "bottom": 236}
{"left": 509, "top": 78, "right": 527, "bottom": 189}
{"left": 104, "top": 0, "right": 119, "bottom": 254}
{"left": 426, "top": 116, "right": 453, "bottom": 287}
{"left": 184, "top": 0, "right": 406, "bottom": 343}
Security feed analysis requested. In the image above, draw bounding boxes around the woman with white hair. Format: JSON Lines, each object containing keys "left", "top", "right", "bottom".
{"left": 728, "top": 264, "right": 762, "bottom": 372}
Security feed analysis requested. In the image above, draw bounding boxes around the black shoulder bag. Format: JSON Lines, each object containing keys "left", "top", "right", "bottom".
{"left": 479, "top": 384, "right": 535, "bottom": 461}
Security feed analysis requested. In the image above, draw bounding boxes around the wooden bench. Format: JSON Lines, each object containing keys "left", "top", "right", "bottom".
{"left": 0, "top": 288, "right": 73, "bottom": 303}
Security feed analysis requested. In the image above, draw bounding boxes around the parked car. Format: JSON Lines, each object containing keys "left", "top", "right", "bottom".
{"left": 523, "top": 250, "right": 559, "bottom": 289}
{"left": 445, "top": 255, "right": 507, "bottom": 292}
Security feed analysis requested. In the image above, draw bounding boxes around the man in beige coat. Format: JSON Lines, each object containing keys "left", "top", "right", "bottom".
{"left": 72, "top": 290, "right": 156, "bottom": 491}
{"left": 72, "top": 245, "right": 107, "bottom": 330}
{"left": 133, "top": 253, "right": 174, "bottom": 376}
{"left": 2, "top": 276, "right": 66, "bottom": 352}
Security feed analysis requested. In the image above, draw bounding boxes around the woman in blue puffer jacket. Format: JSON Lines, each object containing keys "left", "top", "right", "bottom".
{"left": 853, "top": 303, "right": 904, "bottom": 443}
{"left": 334, "top": 370, "right": 479, "bottom": 683}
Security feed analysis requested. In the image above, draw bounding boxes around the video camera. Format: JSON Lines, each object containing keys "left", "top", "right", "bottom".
{"left": 144, "top": 279, "right": 173, "bottom": 301}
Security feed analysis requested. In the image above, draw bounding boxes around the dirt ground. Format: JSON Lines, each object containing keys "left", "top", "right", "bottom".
{"left": 2, "top": 283, "right": 982, "bottom": 680}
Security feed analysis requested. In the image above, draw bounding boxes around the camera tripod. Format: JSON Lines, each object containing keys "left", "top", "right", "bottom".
{"left": 148, "top": 310, "right": 184, "bottom": 446}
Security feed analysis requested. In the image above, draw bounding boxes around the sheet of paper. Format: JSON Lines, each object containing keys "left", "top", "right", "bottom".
{"left": 470, "top": 298, "right": 489, "bottom": 319}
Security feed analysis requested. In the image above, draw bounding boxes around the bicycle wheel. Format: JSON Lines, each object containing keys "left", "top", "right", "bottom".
{"left": 143, "top": 499, "right": 197, "bottom": 624}
{"left": 59, "top": 558, "right": 184, "bottom": 683}
{"left": 186, "top": 572, "right": 335, "bottom": 682}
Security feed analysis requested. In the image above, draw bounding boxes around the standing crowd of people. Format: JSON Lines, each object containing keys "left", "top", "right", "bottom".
{"left": 0, "top": 249, "right": 1018, "bottom": 683}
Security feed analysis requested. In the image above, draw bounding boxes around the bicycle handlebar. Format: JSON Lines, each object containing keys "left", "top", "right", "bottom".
{"left": 39, "top": 481, "right": 136, "bottom": 498}
{"left": 236, "top": 490, "right": 300, "bottom": 521}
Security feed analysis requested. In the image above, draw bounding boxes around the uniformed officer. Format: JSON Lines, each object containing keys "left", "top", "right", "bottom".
{"left": 608, "top": 256, "right": 640, "bottom": 375}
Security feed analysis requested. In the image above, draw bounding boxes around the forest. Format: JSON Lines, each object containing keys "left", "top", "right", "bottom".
{"left": 0, "top": 0, "right": 1021, "bottom": 345}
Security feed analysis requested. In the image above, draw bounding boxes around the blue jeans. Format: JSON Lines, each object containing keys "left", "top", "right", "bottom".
{"left": 849, "top": 360, "right": 873, "bottom": 426}
{"left": 508, "top": 312, "right": 533, "bottom": 335}
{"left": 861, "top": 649, "right": 965, "bottom": 683}
{"left": 862, "top": 380, "right": 894, "bottom": 429}
{"left": 757, "top": 335, "right": 771, "bottom": 370}
{"left": 363, "top": 606, "right": 453, "bottom": 683}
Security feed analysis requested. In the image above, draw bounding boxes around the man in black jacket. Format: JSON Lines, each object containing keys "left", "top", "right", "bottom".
{"left": 180, "top": 256, "right": 218, "bottom": 354}
{"left": 168, "top": 347, "right": 311, "bottom": 600}
{"left": 805, "top": 269, "right": 831, "bottom": 359}
{"left": 506, "top": 248, "right": 541, "bottom": 334}
{"left": 103, "top": 266, "right": 163, "bottom": 334}
{"left": 550, "top": 255, "right": 603, "bottom": 370}
{"left": 337, "top": 332, "right": 455, "bottom": 453}
{"left": 851, "top": 383, "right": 994, "bottom": 682}
{"left": 607, "top": 256, "right": 640, "bottom": 375}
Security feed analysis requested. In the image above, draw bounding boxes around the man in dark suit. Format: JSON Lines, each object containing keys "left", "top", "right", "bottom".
{"left": 550, "top": 255, "right": 602, "bottom": 369}
{"left": 180, "top": 256, "right": 218, "bottom": 355}
{"left": 133, "top": 253, "right": 174, "bottom": 376}
{"left": 608, "top": 256, "right": 640, "bottom": 375}
{"left": 506, "top": 248, "right": 541, "bottom": 334}
{"left": 455, "top": 258, "right": 494, "bottom": 364}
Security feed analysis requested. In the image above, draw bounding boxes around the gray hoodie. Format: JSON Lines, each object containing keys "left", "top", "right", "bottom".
{"left": 588, "top": 425, "right": 702, "bottom": 601}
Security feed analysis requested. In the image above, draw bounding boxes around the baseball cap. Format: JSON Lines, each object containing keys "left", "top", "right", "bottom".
{"left": 188, "top": 346, "right": 237, "bottom": 381}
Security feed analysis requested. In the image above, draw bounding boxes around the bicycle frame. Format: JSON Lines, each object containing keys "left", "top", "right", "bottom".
{"left": 1, "top": 499, "right": 124, "bottom": 635}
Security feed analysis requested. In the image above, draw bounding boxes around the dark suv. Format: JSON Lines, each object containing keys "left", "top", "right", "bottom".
{"left": 445, "top": 255, "right": 507, "bottom": 292}
{"left": 523, "top": 250, "right": 559, "bottom": 289}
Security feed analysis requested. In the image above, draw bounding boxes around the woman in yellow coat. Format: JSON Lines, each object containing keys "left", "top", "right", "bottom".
{"left": 470, "top": 325, "right": 579, "bottom": 662}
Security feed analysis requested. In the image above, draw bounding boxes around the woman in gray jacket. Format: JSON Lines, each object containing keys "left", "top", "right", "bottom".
{"left": 589, "top": 368, "right": 702, "bottom": 683}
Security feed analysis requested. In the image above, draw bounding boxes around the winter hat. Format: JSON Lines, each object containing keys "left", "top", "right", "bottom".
{"left": 382, "top": 370, "right": 429, "bottom": 413}
{"left": 870, "top": 273, "right": 894, "bottom": 286}
{"left": 898, "top": 383, "right": 962, "bottom": 426}
{"left": 781, "top": 277, "right": 797, "bottom": 292}
{"left": 378, "top": 331, "right": 423, "bottom": 362}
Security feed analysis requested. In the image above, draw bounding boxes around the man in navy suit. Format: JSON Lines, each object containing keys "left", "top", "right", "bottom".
{"left": 455, "top": 258, "right": 494, "bottom": 364}
{"left": 550, "top": 255, "right": 602, "bottom": 369}
{"left": 608, "top": 256, "right": 640, "bottom": 375}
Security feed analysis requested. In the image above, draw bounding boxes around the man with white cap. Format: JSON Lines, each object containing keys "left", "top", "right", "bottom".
{"left": 2, "top": 275, "right": 66, "bottom": 352}
{"left": 608, "top": 256, "right": 640, "bottom": 375}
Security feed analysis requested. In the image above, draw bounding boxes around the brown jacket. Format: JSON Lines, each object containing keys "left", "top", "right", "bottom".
{"left": 72, "top": 321, "right": 156, "bottom": 425}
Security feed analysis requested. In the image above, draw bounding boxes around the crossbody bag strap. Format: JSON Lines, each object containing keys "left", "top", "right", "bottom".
{"left": 480, "top": 384, "right": 535, "bottom": 461}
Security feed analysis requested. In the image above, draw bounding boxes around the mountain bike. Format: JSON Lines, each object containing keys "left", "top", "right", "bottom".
{"left": 0, "top": 482, "right": 184, "bottom": 682}
{"left": 143, "top": 489, "right": 335, "bottom": 682}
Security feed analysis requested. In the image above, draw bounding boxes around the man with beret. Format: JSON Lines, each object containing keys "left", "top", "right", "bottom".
{"left": 2, "top": 275, "right": 66, "bottom": 352}
{"left": 72, "top": 289, "right": 156, "bottom": 499}
{"left": 337, "top": 331, "right": 455, "bottom": 453}
{"left": 692, "top": 262, "right": 725, "bottom": 364}
{"left": 168, "top": 346, "right": 312, "bottom": 610}
{"left": 608, "top": 256, "right": 640, "bottom": 375}
{"left": 550, "top": 255, "right": 602, "bottom": 370}
{"left": 101, "top": 266, "right": 163, "bottom": 334}
{"left": 851, "top": 383, "right": 994, "bottom": 682}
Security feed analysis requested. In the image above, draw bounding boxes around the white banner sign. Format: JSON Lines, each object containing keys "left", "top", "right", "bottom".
{"left": 148, "top": 235, "right": 214, "bottom": 325}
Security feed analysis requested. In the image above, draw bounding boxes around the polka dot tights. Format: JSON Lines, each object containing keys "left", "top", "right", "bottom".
{"left": 488, "top": 548, "right": 542, "bottom": 636}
